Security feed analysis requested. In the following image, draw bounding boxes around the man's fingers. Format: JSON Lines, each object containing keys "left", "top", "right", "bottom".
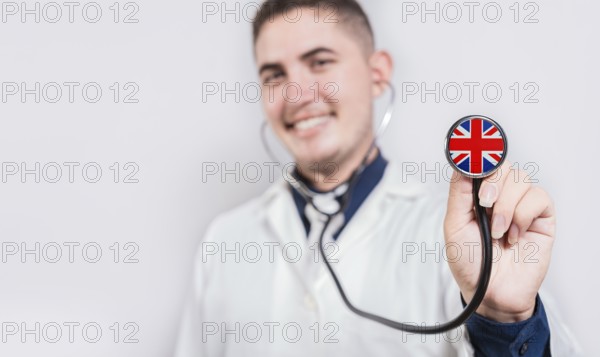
{"left": 509, "top": 186, "right": 555, "bottom": 244}
{"left": 489, "top": 168, "right": 531, "bottom": 240}
{"left": 448, "top": 171, "right": 472, "bottom": 211}
{"left": 478, "top": 161, "right": 511, "bottom": 208}
{"left": 445, "top": 171, "right": 474, "bottom": 235}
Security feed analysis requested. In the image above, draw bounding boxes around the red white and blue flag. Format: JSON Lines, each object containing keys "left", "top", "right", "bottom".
{"left": 447, "top": 117, "right": 506, "bottom": 176}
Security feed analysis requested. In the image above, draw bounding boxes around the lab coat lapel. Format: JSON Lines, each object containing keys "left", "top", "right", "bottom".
{"left": 259, "top": 162, "right": 425, "bottom": 281}
{"left": 334, "top": 162, "right": 426, "bottom": 256}
{"left": 262, "top": 181, "right": 306, "bottom": 246}
{"left": 261, "top": 180, "right": 316, "bottom": 288}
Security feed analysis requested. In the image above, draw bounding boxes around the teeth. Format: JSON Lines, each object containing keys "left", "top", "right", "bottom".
{"left": 294, "top": 115, "right": 332, "bottom": 131}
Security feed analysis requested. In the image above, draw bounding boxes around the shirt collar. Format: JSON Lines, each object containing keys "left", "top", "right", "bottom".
{"left": 290, "top": 149, "right": 388, "bottom": 238}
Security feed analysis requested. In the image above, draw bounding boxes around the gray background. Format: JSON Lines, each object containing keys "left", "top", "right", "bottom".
{"left": 0, "top": 0, "right": 597, "bottom": 355}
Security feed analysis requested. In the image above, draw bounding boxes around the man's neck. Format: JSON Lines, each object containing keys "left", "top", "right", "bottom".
{"left": 296, "top": 146, "right": 379, "bottom": 192}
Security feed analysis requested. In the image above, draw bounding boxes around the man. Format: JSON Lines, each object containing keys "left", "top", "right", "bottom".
{"left": 176, "top": 0, "right": 580, "bottom": 355}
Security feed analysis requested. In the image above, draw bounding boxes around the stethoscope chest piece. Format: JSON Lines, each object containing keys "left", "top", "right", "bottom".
{"left": 445, "top": 115, "right": 508, "bottom": 178}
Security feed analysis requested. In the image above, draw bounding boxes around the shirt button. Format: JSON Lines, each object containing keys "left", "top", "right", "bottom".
{"left": 304, "top": 294, "right": 317, "bottom": 311}
{"left": 519, "top": 342, "right": 529, "bottom": 355}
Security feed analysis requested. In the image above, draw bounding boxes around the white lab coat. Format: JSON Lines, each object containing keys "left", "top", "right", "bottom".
{"left": 176, "top": 161, "right": 582, "bottom": 356}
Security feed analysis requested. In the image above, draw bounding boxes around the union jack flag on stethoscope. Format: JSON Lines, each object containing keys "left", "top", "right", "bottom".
{"left": 445, "top": 115, "right": 507, "bottom": 178}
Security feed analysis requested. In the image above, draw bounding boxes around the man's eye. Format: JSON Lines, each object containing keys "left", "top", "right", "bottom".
{"left": 312, "top": 59, "right": 333, "bottom": 68}
{"left": 264, "top": 71, "right": 284, "bottom": 83}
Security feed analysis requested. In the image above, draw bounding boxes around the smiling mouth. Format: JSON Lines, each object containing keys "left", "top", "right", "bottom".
{"left": 285, "top": 112, "right": 336, "bottom": 131}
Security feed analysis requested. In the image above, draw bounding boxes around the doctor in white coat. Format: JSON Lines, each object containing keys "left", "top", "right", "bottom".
{"left": 176, "top": 0, "right": 582, "bottom": 355}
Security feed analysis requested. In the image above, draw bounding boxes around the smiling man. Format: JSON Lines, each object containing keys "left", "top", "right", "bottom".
{"left": 175, "top": 1, "right": 581, "bottom": 356}
{"left": 253, "top": 1, "right": 384, "bottom": 192}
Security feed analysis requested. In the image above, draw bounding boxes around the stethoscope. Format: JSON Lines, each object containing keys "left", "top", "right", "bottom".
{"left": 260, "top": 81, "right": 508, "bottom": 334}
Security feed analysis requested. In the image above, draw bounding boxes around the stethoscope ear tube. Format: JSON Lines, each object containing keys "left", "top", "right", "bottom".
{"left": 318, "top": 177, "right": 493, "bottom": 334}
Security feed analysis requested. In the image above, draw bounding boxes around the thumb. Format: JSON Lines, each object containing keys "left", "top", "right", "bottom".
{"left": 445, "top": 171, "right": 475, "bottom": 235}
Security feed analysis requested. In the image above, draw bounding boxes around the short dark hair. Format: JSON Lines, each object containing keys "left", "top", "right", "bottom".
{"left": 252, "top": 0, "right": 375, "bottom": 54}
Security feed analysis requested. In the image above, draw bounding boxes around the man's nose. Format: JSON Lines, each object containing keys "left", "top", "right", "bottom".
{"left": 285, "top": 69, "right": 318, "bottom": 105}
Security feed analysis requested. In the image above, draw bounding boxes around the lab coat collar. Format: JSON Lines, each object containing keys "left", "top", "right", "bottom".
{"left": 290, "top": 150, "right": 389, "bottom": 238}
{"left": 259, "top": 159, "right": 427, "bottom": 252}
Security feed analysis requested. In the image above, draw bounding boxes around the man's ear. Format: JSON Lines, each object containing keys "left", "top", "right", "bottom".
{"left": 369, "top": 50, "right": 394, "bottom": 97}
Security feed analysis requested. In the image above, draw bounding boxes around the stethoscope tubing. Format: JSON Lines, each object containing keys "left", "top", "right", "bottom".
{"left": 260, "top": 80, "right": 494, "bottom": 334}
{"left": 316, "top": 178, "right": 492, "bottom": 334}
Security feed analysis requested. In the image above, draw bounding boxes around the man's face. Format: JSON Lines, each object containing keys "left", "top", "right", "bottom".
{"left": 255, "top": 11, "right": 375, "bottom": 168}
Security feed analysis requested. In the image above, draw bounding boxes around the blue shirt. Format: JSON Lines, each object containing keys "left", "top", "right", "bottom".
{"left": 290, "top": 150, "right": 388, "bottom": 240}
{"left": 290, "top": 150, "right": 551, "bottom": 356}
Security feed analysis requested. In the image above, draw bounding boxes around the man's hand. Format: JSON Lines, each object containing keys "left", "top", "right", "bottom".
{"left": 444, "top": 161, "right": 555, "bottom": 323}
